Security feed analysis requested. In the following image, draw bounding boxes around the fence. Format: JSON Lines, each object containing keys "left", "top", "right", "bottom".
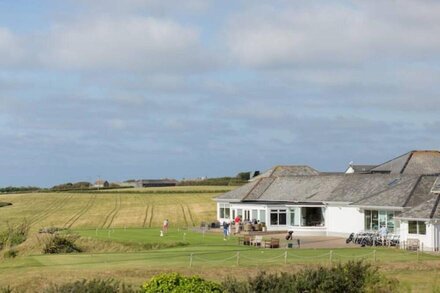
{"left": 186, "top": 248, "right": 431, "bottom": 268}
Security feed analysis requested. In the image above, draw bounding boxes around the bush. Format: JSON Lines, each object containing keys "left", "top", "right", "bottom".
{"left": 142, "top": 273, "right": 222, "bottom": 293}
{"left": 3, "top": 248, "right": 17, "bottom": 258}
{"left": 0, "top": 220, "right": 30, "bottom": 250}
{"left": 43, "top": 234, "right": 81, "bottom": 254}
{"left": 222, "top": 261, "right": 398, "bottom": 293}
{"left": 44, "top": 279, "right": 135, "bottom": 293}
{"left": 0, "top": 286, "right": 13, "bottom": 293}
{"left": 39, "top": 227, "right": 66, "bottom": 234}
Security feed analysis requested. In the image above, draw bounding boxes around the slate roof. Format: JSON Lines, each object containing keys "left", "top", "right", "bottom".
{"left": 348, "top": 165, "right": 377, "bottom": 173}
{"left": 370, "top": 150, "right": 440, "bottom": 174}
{"left": 217, "top": 151, "right": 440, "bottom": 219}
{"left": 219, "top": 174, "right": 424, "bottom": 207}
{"left": 250, "top": 165, "right": 319, "bottom": 181}
{"left": 397, "top": 194, "right": 440, "bottom": 220}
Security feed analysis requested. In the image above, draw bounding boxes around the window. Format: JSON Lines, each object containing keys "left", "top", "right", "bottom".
{"left": 289, "top": 208, "right": 300, "bottom": 226}
{"left": 259, "top": 210, "right": 266, "bottom": 223}
{"left": 408, "top": 221, "right": 426, "bottom": 235}
{"left": 270, "top": 209, "right": 287, "bottom": 225}
{"left": 237, "top": 209, "right": 243, "bottom": 217}
{"left": 219, "top": 204, "right": 230, "bottom": 219}
{"left": 364, "top": 210, "right": 395, "bottom": 231}
{"left": 251, "top": 210, "right": 258, "bottom": 221}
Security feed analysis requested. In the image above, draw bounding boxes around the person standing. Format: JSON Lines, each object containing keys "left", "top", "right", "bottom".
{"left": 163, "top": 219, "right": 169, "bottom": 234}
{"left": 223, "top": 218, "right": 230, "bottom": 240}
{"left": 379, "top": 225, "right": 388, "bottom": 246}
{"left": 234, "top": 215, "right": 241, "bottom": 235}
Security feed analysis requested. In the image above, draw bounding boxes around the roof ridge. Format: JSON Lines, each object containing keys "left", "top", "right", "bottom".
{"left": 400, "top": 151, "right": 414, "bottom": 174}
{"left": 402, "top": 175, "right": 423, "bottom": 207}
{"left": 370, "top": 151, "right": 411, "bottom": 172}
{"left": 429, "top": 194, "right": 440, "bottom": 219}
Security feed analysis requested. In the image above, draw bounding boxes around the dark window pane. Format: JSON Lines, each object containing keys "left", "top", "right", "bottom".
{"left": 279, "top": 213, "right": 287, "bottom": 225}
{"left": 409, "top": 221, "right": 418, "bottom": 234}
{"left": 220, "top": 207, "right": 225, "bottom": 218}
{"left": 418, "top": 222, "right": 426, "bottom": 235}
{"left": 270, "top": 212, "right": 278, "bottom": 225}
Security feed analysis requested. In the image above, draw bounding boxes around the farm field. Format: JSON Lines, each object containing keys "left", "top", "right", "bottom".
{"left": 0, "top": 186, "right": 231, "bottom": 231}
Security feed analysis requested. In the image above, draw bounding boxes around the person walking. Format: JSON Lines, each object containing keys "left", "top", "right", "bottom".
{"left": 163, "top": 219, "right": 169, "bottom": 234}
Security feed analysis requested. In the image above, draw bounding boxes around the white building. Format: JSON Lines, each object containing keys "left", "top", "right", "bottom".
{"left": 215, "top": 150, "right": 440, "bottom": 251}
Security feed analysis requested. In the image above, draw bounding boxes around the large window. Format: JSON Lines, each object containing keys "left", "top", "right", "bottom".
{"left": 409, "top": 221, "right": 426, "bottom": 235}
{"left": 301, "top": 207, "right": 325, "bottom": 227}
{"left": 251, "top": 210, "right": 258, "bottom": 221}
{"left": 270, "top": 209, "right": 287, "bottom": 225}
{"left": 219, "top": 204, "right": 230, "bottom": 219}
{"left": 364, "top": 210, "right": 396, "bottom": 232}
{"left": 259, "top": 210, "right": 266, "bottom": 223}
{"left": 289, "top": 207, "right": 300, "bottom": 226}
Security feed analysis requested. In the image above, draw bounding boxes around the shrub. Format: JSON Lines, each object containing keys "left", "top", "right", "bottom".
{"left": 43, "top": 234, "right": 81, "bottom": 254}
{"left": 3, "top": 248, "right": 18, "bottom": 258}
{"left": 142, "top": 273, "right": 222, "bottom": 293}
{"left": 0, "top": 220, "right": 30, "bottom": 250}
{"left": 222, "top": 261, "right": 398, "bottom": 293}
{"left": 39, "top": 227, "right": 66, "bottom": 234}
{"left": 0, "top": 286, "right": 13, "bottom": 293}
{"left": 44, "top": 279, "right": 135, "bottom": 293}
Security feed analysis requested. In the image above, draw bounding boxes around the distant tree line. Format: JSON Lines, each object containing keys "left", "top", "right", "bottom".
{"left": 0, "top": 186, "right": 41, "bottom": 193}
{"left": 178, "top": 171, "right": 257, "bottom": 186}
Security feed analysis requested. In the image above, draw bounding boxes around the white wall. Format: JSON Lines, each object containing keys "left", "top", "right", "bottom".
{"left": 326, "top": 206, "right": 364, "bottom": 237}
{"left": 399, "top": 221, "right": 438, "bottom": 251}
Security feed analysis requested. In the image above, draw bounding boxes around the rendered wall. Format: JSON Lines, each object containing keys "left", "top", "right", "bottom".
{"left": 325, "top": 206, "right": 364, "bottom": 236}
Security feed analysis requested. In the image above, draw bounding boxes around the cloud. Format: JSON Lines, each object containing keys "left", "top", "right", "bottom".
{"left": 39, "top": 16, "right": 212, "bottom": 72}
{"left": 0, "top": 27, "right": 24, "bottom": 66}
{"left": 225, "top": 1, "right": 440, "bottom": 68}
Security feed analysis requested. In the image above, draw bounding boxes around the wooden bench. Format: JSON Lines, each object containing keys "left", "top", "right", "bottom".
{"left": 250, "top": 235, "right": 263, "bottom": 247}
{"left": 406, "top": 239, "right": 420, "bottom": 251}
{"left": 238, "top": 235, "right": 252, "bottom": 246}
{"left": 264, "top": 238, "right": 280, "bottom": 248}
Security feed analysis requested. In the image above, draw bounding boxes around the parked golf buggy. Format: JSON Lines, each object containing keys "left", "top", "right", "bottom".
{"left": 346, "top": 231, "right": 400, "bottom": 247}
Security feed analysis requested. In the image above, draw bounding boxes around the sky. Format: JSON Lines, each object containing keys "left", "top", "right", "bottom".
{"left": 1, "top": 0, "right": 440, "bottom": 187}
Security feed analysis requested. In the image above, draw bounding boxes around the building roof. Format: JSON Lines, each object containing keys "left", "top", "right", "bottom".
{"left": 250, "top": 165, "right": 319, "bottom": 181}
{"left": 370, "top": 150, "right": 440, "bottom": 175}
{"left": 217, "top": 151, "right": 440, "bottom": 216}
{"left": 346, "top": 165, "right": 377, "bottom": 174}
{"left": 218, "top": 174, "right": 427, "bottom": 208}
{"left": 95, "top": 180, "right": 108, "bottom": 185}
{"left": 397, "top": 194, "right": 440, "bottom": 220}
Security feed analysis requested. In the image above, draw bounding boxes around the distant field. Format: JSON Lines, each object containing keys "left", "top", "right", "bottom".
{"left": 0, "top": 186, "right": 230, "bottom": 231}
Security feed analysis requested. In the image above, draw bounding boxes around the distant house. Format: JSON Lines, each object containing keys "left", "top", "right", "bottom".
{"left": 135, "top": 179, "right": 178, "bottom": 188}
{"left": 216, "top": 150, "right": 440, "bottom": 251}
{"left": 345, "top": 164, "right": 377, "bottom": 174}
{"left": 94, "top": 180, "right": 109, "bottom": 188}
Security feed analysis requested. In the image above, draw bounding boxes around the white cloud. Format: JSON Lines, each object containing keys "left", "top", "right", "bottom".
{"left": 0, "top": 27, "right": 24, "bottom": 66}
{"left": 225, "top": 1, "right": 440, "bottom": 68}
{"left": 40, "top": 16, "right": 210, "bottom": 72}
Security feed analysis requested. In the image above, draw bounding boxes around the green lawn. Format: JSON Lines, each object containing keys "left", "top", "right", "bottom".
{"left": 1, "top": 228, "right": 440, "bottom": 291}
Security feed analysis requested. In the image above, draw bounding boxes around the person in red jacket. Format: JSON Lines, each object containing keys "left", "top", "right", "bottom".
{"left": 234, "top": 215, "right": 241, "bottom": 234}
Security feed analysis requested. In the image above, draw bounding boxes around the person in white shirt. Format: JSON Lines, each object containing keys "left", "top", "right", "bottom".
{"left": 379, "top": 225, "right": 388, "bottom": 245}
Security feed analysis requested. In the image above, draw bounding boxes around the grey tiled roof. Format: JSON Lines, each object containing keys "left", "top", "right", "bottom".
{"left": 251, "top": 165, "right": 319, "bottom": 181}
{"left": 349, "top": 165, "right": 377, "bottom": 173}
{"left": 216, "top": 179, "right": 260, "bottom": 201}
{"left": 398, "top": 194, "right": 440, "bottom": 220}
{"left": 370, "top": 150, "right": 440, "bottom": 174}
